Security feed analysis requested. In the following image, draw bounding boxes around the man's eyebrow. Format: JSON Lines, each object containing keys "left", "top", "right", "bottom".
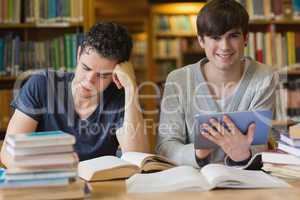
{"left": 82, "top": 62, "right": 113, "bottom": 76}
{"left": 97, "top": 72, "right": 113, "bottom": 76}
{"left": 229, "top": 31, "right": 242, "bottom": 34}
{"left": 82, "top": 63, "right": 92, "bottom": 70}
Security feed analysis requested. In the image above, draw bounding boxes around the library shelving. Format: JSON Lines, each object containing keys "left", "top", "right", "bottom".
{"left": 239, "top": 0, "right": 300, "bottom": 69}
{"left": 150, "top": 2, "right": 205, "bottom": 83}
{"left": 132, "top": 32, "right": 148, "bottom": 86}
{"left": 147, "top": 2, "right": 206, "bottom": 121}
{"left": 0, "top": 0, "right": 95, "bottom": 133}
{"left": 237, "top": 0, "right": 300, "bottom": 123}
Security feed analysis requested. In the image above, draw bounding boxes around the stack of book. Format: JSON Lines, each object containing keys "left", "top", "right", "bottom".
{"left": 277, "top": 124, "right": 300, "bottom": 157}
{"left": 261, "top": 152, "right": 300, "bottom": 180}
{"left": 260, "top": 124, "right": 300, "bottom": 179}
{"left": 0, "top": 131, "right": 86, "bottom": 200}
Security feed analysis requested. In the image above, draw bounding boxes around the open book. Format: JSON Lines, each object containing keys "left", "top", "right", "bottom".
{"left": 126, "top": 164, "right": 290, "bottom": 193}
{"left": 78, "top": 152, "right": 176, "bottom": 181}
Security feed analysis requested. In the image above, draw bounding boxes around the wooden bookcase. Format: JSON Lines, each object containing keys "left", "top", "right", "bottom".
{"left": 0, "top": 0, "right": 95, "bottom": 134}
{"left": 148, "top": 2, "right": 205, "bottom": 85}
{"left": 147, "top": 2, "right": 205, "bottom": 123}
{"left": 140, "top": 2, "right": 206, "bottom": 151}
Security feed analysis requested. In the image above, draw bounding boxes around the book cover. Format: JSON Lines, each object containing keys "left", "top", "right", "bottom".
{"left": 287, "top": 32, "right": 296, "bottom": 65}
{"left": 6, "top": 144, "right": 74, "bottom": 157}
{"left": 0, "top": 179, "right": 86, "bottom": 200}
{"left": 256, "top": 32, "right": 264, "bottom": 63}
{"left": 280, "top": 134, "right": 300, "bottom": 147}
{"left": 0, "top": 39, "right": 4, "bottom": 74}
{"left": 6, "top": 170, "right": 77, "bottom": 181}
{"left": 278, "top": 141, "right": 300, "bottom": 156}
{"left": 289, "top": 124, "right": 300, "bottom": 139}
{"left": 252, "top": 0, "right": 264, "bottom": 19}
{"left": 0, "top": 178, "right": 70, "bottom": 189}
{"left": 6, "top": 131, "right": 75, "bottom": 148}
{"left": 10, "top": 152, "right": 79, "bottom": 168}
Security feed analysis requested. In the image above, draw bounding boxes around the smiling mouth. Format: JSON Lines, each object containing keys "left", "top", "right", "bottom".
{"left": 216, "top": 53, "right": 234, "bottom": 58}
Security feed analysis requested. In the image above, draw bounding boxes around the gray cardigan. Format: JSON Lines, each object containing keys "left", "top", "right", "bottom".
{"left": 156, "top": 57, "right": 278, "bottom": 168}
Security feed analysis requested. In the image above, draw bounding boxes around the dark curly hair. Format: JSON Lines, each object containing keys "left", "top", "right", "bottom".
{"left": 197, "top": 0, "right": 249, "bottom": 39}
{"left": 79, "top": 22, "right": 133, "bottom": 63}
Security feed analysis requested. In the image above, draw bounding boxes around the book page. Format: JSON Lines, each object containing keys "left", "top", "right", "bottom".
{"left": 201, "top": 164, "right": 290, "bottom": 188}
{"left": 121, "top": 152, "right": 176, "bottom": 170}
{"left": 262, "top": 152, "right": 300, "bottom": 165}
{"left": 121, "top": 152, "right": 155, "bottom": 168}
{"left": 126, "top": 166, "right": 213, "bottom": 193}
{"left": 79, "top": 156, "right": 135, "bottom": 172}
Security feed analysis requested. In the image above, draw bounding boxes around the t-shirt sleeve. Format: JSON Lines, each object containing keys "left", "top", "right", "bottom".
{"left": 115, "top": 109, "right": 124, "bottom": 130}
{"left": 111, "top": 90, "right": 125, "bottom": 133}
{"left": 11, "top": 74, "right": 47, "bottom": 122}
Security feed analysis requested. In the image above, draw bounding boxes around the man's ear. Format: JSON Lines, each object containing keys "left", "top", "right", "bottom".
{"left": 244, "top": 33, "right": 249, "bottom": 46}
{"left": 76, "top": 46, "right": 81, "bottom": 64}
{"left": 197, "top": 36, "right": 205, "bottom": 49}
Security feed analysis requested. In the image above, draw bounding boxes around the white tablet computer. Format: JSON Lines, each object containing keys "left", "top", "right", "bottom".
{"left": 194, "top": 110, "right": 273, "bottom": 149}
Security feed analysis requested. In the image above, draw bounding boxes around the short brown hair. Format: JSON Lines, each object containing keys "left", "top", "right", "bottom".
{"left": 197, "top": 0, "right": 249, "bottom": 39}
{"left": 80, "top": 22, "right": 133, "bottom": 63}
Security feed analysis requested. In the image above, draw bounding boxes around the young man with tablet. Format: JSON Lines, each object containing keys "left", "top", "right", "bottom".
{"left": 156, "top": 0, "right": 277, "bottom": 168}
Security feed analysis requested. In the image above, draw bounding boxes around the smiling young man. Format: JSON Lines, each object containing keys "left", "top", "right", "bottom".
{"left": 156, "top": 0, "right": 277, "bottom": 167}
{"left": 1, "top": 22, "right": 149, "bottom": 167}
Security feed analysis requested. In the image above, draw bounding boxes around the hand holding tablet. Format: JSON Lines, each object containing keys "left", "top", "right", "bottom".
{"left": 194, "top": 110, "right": 273, "bottom": 149}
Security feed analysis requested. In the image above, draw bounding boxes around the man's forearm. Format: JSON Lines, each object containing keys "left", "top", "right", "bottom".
{"left": 0, "top": 143, "right": 13, "bottom": 168}
{"left": 117, "top": 85, "right": 150, "bottom": 153}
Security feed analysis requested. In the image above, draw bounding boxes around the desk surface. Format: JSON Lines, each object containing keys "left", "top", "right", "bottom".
{"left": 88, "top": 180, "right": 300, "bottom": 200}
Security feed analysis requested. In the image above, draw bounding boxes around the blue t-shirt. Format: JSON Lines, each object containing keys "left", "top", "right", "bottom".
{"left": 11, "top": 70, "right": 125, "bottom": 161}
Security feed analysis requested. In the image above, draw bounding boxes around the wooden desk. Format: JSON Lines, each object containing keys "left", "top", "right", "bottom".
{"left": 88, "top": 180, "right": 300, "bottom": 200}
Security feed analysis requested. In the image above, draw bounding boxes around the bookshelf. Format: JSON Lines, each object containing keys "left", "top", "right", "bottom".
{"left": 147, "top": 2, "right": 205, "bottom": 120}
{"left": 236, "top": 0, "right": 300, "bottom": 124}
{"left": 0, "top": 0, "right": 95, "bottom": 133}
{"left": 239, "top": 0, "right": 300, "bottom": 68}
{"left": 132, "top": 32, "right": 148, "bottom": 85}
{"left": 140, "top": 2, "right": 206, "bottom": 151}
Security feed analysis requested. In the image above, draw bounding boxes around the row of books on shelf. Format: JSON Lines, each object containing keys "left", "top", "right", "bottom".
{"left": 154, "top": 15, "right": 197, "bottom": 34}
{"left": 155, "top": 39, "right": 181, "bottom": 58}
{"left": 0, "top": 0, "right": 84, "bottom": 24}
{"left": 131, "top": 39, "right": 147, "bottom": 72}
{"left": 132, "top": 39, "right": 147, "bottom": 56}
{"left": 243, "top": 31, "right": 300, "bottom": 67}
{"left": 237, "top": 0, "right": 300, "bottom": 20}
{"left": 0, "top": 131, "right": 87, "bottom": 200}
{"left": 155, "top": 38, "right": 202, "bottom": 59}
{"left": 154, "top": 31, "right": 300, "bottom": 67}
{"left": 0, "top": 33, "right": 84, "bottom": 76}
{"left": 275, "top": 75, "right": 300, "bottom": 120}
{"left": 154, "top": 0, "right": 300, "bottom": 34}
